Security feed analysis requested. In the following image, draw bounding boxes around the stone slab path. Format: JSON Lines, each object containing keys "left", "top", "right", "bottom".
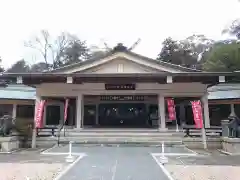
{"left": 57, "top": 146, "right": 174, "bottom": 180}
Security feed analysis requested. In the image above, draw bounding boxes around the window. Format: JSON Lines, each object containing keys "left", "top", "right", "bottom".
{"left": 16, "top": 105, "right": 34, "bottom": 118}
{"left": 0, "top": 104, "right": 13, "bottom": 117}
{"left": 209, "top": 104, "right": 231, "bottom": 126}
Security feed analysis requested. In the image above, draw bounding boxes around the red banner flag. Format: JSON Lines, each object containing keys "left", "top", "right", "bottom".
{"left": 191, "top": 100, "right": 204, "bottom": 129}
{"left": 166, "top": 98, "right": 176, "bottom": 120}
{"left": 64, "top": 98, "right": 69, "bottom": 123}
{"left": 34, "top": 100, "right": 46, "bottom": 128}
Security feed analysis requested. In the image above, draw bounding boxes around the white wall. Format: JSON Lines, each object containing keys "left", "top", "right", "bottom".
{"left": 81, "top": 59, "right": 161, "bottom": 73}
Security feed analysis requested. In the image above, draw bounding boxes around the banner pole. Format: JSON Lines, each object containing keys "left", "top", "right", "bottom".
{"left": 200, "top": 99, "right": 207, "bottom": 150}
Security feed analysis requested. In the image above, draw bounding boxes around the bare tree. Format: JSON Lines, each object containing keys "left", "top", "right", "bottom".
{"left": 24, "top": 30, "right": 89, "bottom": 69}
{"left": 24, "top": 30, "right": 51, "bottom": 67}
{"left": 24, "top": 30, "right": 72, "bottom": 69}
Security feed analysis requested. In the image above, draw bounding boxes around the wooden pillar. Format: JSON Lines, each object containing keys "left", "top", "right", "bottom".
{"left": 158, "top": 95, "right": 167, "bottom": 131}
{"left": 201, "top": 94, "right": 210, "bottom": 128}
{"left": 76, "top": 94, "right": 83, "bottom": 129}
{"left": 95, "top": 104, "right": 99, "bottom": 126}
{"left": 31, "top": 96, "right": 40, "bottom": 148}
{"left": 230, "top": 104, "right": 236, "bottom": 116}
{"left": 12, "top": 104, "right": 17, "bottom": 119}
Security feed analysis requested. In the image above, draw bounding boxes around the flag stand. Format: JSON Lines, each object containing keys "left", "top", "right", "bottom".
{"left": 176, "top": 122, "right": 179, "bottom": 132}
{"left": 202, "top": 127, "right": 207, "bottom": 149}
{"left": 159, "top": 141, "right": 168, "bottom": 164}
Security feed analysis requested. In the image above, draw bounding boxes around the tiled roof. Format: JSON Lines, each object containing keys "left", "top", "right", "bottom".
{"left": 0, "top": 84, "right": 35, "bottom": 100}
{"left": 0, "top": 83, "right": 240, "bottom": 101}
{"left": 208, "top": 83, "right": 240, "bottom": 100}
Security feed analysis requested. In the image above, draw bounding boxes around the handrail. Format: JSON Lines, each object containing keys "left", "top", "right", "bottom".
{"left": 183, "top": 127, "right": 222, "bottom": 137}
{"left": 57, "top": 121, "right": 65, "bottom": 146}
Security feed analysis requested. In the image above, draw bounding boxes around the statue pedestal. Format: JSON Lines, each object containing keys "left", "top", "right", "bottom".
{"left": 0, "top": 136, "right": 19, "bottom": 153}
{"left": 221, "top": 137, "right": 240, "bottom": 155}
{"left": 221, "top": 119, "right": 230, "bottom": 137}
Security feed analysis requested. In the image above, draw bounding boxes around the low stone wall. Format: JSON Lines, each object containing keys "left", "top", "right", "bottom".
{"left": 222, "top": 137, "right": 240, "bottom": 154}
{"left": 183, "top": 137, "right": 222, "bottom": 149}
{"left": 0, "top": 136, "right": 20, "bottom": 152}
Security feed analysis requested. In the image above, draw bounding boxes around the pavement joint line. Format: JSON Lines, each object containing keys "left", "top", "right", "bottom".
{"left": 41, "top": 144, "right": 59, "bottom": 154}
{"left": 151, "top": 153, "right": 175, "bottom": 180}
{"left": 41, "top": 152, "right": 86, "bottom": 156}
{"left": 182, "top": 146, "right": 199, "bottom": 155}
{"left": 54, "top": 154, "right": 86, "bottom": 180}
{"left": 0, "top": 151, "right": 11, "bottom": 154}
{"left": 217, "top": 149, "right": 240, "bottom": 156}
{"left": 0, "top": 149, "right": 19, "bottom": 154}
{"left": 151, "top": 153, "right": 201, "bottom": 157}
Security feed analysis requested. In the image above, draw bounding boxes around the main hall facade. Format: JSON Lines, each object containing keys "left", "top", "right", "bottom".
{"left": 1, "top": 44, "right": 239, "bottom": 131}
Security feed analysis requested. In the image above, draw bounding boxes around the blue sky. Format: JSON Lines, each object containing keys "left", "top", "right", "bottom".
{"left": 0, "top": 0, "right": 240, "bottom": 68}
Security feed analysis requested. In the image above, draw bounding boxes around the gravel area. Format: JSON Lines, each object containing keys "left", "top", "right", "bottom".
{"left": 0, "top": 163, "right": 66, "bottom": 180}
{"left": 166, "top": 165, "right": 240, "bottom": 180}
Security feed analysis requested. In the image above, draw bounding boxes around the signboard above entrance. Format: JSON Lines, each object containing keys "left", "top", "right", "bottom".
{"left": 100, "top": 95, "right": 144, "bottom": 101}
{"left": 105, "top": 84, "right": 135, "bottom": 90}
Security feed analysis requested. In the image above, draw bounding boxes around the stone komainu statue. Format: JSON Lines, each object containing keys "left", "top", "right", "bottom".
{"left": 228, "top": 115, "right": 240, "bottom": 138}
{"left": 0, "top": 115, "right": 16, "bottom": 136}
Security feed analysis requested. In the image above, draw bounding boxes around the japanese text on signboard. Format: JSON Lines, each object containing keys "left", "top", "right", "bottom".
{"left": 191, "top": 100, "right": 204, "bottom": 129}
{"left": 166, "top": 98, "right": 176, "bottom": 120}
{"left": 34, "top": 100, "right": 46, "bottom": 128}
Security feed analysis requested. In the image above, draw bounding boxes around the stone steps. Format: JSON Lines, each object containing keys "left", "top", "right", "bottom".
{"left": 34, "top": 129, "right": 185, "bottom": 146}
{"left": 60, "top": 132, "right": 184, "bottom": 137}
{"left": 62, "top": 128, "right": 182, "bottom": 133}
{"left": 56, "top": 130, "right": 184, "bottom": 145}
{"left": 58, "top": 137, "right": 183, "bottom": 145}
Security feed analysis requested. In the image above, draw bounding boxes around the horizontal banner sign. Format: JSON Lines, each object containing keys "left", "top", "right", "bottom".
{"left": 100, "top": 95, "right": 144, "bottom": 101}
{"left": 105, "top": 84, "right": 135, "bottom": 90}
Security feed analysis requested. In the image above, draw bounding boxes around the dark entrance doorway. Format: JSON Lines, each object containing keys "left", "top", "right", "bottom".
{"left": 83, "top": 105, "right": 97, "bottom": 126}
{"left": 98, "top": 103, "right": 148, "bottom": 128}
{"left": 45, "top": 105, "right": 61, "bottom": 126}
{"left": 44, "top": 97, "right": 76, "bottom": 127}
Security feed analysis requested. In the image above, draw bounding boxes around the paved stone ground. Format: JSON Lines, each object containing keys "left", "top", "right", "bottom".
{"left": 54, "top": 144, "right": 191, "bottom": 180}
{"left": 3, "top": 145, "right": 239, "bottom": 180}
{"left": 44, "top": 143, "right": 192, "bottom": 154}
{"left": 0, "top": 149, "right": 68, "bottom": 180}
{"left": 157, "top": 150, "right": 240, "bottom": 180}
